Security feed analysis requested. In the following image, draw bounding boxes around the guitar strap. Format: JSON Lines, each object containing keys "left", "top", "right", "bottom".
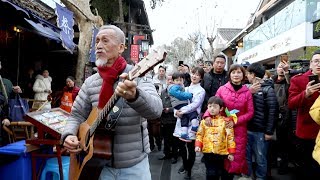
{"left": 102, "top": 97, "right": 123, "bottom": 167}
{"left": 99, "top": 64, "right": 133, "bottom": 166}
{"left": 104, "top": 64, "right": 133, "bottom": 130}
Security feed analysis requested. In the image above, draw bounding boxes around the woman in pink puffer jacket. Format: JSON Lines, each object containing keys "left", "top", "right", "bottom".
{"left": 203, "top": 64, "right": 254, "bottom": 178}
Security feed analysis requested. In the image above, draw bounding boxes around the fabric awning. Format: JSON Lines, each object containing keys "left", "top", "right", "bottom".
{"left": 24, "top": 18, "right": 61, "bottom": 42}
{"left": 1, "top": 0, "right": 61, "bottom": 42}
{"left": 1, "top": 0, "right": 29, "bottom": 17}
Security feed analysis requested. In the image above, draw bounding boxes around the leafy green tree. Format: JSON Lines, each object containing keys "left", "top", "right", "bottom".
{"left": 298, "top": 46, "right": 320, "bottom": 60}
{"left": 90, "top": 0, "right": 128, "bottom": 24}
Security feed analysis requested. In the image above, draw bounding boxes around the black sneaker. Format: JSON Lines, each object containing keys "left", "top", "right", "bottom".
{"left": 178, "top": 165, "right": 185, "bottom": 174}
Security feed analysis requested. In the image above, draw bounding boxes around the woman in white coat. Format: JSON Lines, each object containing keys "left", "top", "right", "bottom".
{"left": 173, "top": 67, "right": 205, "bottom": 179}
{"left": 32, "top": 70, "right": 52, "bottom": 110}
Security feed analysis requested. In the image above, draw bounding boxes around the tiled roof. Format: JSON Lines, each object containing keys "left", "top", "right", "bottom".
{"left": 11, "top": 0, "right": 55, "bottom": 19}
{"left": 217, "top": 28, "right": 242, "bottom": 41}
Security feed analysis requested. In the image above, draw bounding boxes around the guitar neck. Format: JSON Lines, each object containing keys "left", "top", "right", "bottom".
{"left": 87, "top": 48, "right": 167, "bottom": 137}
{"left": 89, "top": 93, "right": 120, "bottom": 136}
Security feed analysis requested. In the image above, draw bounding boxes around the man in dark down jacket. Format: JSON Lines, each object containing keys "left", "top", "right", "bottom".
{"left": 62, "top": 25, "right": 162, "bottom": 180}
{"left": 201, "top": 55, "right": 228, "bottom": 113}
{"left": 245, "top": 63, "right": 278, "bottom": 179}
{"left": 158, "top": 74, "right": 178, "bottom": 164}
{"left": 271, "top": 61, "right": 297, "bottom": 175}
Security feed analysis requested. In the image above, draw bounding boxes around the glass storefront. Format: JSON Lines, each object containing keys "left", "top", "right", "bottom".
{"left": 243, "top": 0, "right": 320, "bottom": 51}
{"left": 308, "top": 0, "right": 320, "bottom": 22}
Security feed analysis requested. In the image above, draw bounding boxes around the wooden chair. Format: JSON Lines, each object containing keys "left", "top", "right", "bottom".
{"left": 50, "top": 90, "right": 63, "bottom": 108}
{"left": 3, "top": 121, "right": 35, "bottom": 143}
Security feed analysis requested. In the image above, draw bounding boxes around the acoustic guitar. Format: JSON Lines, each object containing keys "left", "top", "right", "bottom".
{"left": 69, "top": 48, "right": 167, "bottom": 180}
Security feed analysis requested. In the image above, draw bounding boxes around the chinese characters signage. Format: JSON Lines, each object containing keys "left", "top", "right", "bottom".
{"left": 130, "top": 35, "right": 149, "bottom": 63}
{"left": 131, "top": 44, "right": 139, "bottom": 63}
{"left": 89, "top": 27, "right": 99, "bottom": 62}
{"left": 55, "top": 3, "right": 76, "bottom": 53}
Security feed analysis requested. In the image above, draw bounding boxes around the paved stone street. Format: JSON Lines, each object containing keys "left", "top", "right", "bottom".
{"left": 149, "top": 147, "right": 297, "bottom": 180}
{"left": 149, "top": 148, "right": 205, "bottom": 180}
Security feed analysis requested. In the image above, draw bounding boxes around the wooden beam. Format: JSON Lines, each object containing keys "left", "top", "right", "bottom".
{"left": 255, "top": 0, "right": 279, "bottom": 17}
{"left": 114, "top": 21, "right": 151, "bottom": 28}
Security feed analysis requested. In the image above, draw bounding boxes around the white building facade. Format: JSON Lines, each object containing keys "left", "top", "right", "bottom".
{"left": 237, "top": 0, "right": 320, "bottom": 64}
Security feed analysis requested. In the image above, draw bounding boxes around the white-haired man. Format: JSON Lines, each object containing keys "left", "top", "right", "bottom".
{"left": 62, "top": 25, "right": 162, "bottom": 180}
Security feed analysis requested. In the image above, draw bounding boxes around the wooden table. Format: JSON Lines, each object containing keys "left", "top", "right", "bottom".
{"left": 25, "top": 108, "right": 69, "bottom": 180}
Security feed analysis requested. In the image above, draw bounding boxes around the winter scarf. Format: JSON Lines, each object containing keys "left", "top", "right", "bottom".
{"left": 97, "top": 56, "right": 127, "bottom": 109}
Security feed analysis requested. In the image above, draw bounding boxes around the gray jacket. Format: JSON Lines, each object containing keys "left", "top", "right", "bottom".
{"left": 62, "top": 65, "right": 162, "bottom": 168}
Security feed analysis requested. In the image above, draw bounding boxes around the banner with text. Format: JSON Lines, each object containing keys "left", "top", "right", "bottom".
{"left": 55, "top": 3, "right": 75, "bottom": 53}
{"left": 130, "top": 44, "right": 139, "bottom": 63}
{"left": 89, "top": 27, "right": 99, "bottom": 62}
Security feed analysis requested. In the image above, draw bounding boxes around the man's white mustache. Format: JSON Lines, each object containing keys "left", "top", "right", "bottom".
{"left": 95, "top": 49, "right": 105, "bottom": 54}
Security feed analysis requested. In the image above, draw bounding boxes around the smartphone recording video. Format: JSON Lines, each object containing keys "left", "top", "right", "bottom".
{"left": 309, "top": 74, "right": 319, "bottom": 85}
{"left": 178, "top": 61, "right": 184, "bottom": 66}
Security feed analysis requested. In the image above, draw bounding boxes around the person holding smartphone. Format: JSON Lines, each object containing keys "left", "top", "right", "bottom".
{"left": 288, "top": 50, "right": 320, "bottom": 179}
{"left": 271, "top": 60, "right": 293, "bottom": 175}
{"left": 309, "top": 74, "right": 319, "bottom": 85}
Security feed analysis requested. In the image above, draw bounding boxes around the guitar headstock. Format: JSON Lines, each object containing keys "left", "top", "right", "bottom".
{"left": 128, "top": 48, "right": 167, "bottom": 80}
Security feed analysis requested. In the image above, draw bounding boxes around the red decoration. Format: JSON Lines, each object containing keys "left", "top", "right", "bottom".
{"left": 133, "top": 35, "right": 145, "bottom": 44}
{"left": 130, "top": 44, "right": 140, "bottom": 63}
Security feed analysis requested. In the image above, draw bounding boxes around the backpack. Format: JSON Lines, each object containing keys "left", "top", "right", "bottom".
{"left": 273, "top": 83, "right": 288, "bottom": 110}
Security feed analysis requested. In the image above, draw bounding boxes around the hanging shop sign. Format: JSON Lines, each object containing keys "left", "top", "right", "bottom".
{"left": 55, "top": 3, "right": 76, "bottom": 53}
{"left": 89, "top": 27, "right": 99, "bottom": 62}
{"left": 133, "top": 35, "right": 146, "bottom": 44}
{"left": 130, "top": 44, "right": 139, "bottom": 63}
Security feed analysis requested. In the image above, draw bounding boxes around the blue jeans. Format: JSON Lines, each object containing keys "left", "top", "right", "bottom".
{"left": 246, "top": 131, "right": 269, "bottom": 180}
{"left": 175, "top": 104, "right": 198, "bottom": 127}
{"left": 98, "top": 157, "right": 151, "bottom": 180}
